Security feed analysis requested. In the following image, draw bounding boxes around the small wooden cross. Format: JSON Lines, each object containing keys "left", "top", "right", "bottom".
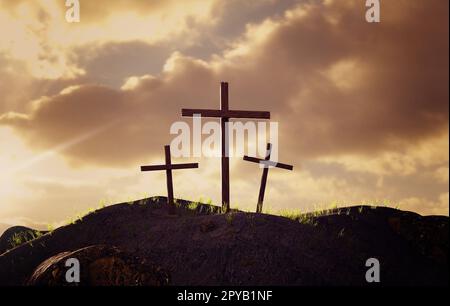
{"left": 182, "top": 82, "right": 270, "bottom": 212}
{"left": 141, "top": 145, "right": 198, "bottom": 212}
{"left": 243, "top": 143, "right": 293, "bottom": 213}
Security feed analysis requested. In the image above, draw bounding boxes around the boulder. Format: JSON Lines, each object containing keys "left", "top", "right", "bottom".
{"left": 27, "top": 245, "right": 170, "bottom": 286}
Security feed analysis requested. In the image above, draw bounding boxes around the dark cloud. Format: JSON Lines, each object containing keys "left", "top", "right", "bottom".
{"left": 0, "top": 62, "right": 218, "bottom": 166}
{"left": 0, "top": 54, "right": 86, "bottom": 114}
{"left": 183, "top": 0, "right": 302, "bottom": 59}
{"left": 280, "top": 0, "right": 449, "bottom": 158}
{"left": 70, "top": 41, "right": 173, "bottom": 88}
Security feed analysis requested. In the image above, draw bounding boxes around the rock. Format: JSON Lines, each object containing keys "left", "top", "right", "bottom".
{"left": 27, "top": 245, "right": 170, "bottom": 286}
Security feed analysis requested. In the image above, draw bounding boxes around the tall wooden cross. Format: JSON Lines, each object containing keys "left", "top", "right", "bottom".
{"left": 243, "top": 143, "right": 293, "bottom": 213}
{"left": 182, "top": 82, "right": 270, "bottom": 212}
{"left": 141, "top": 145, "right": 198, "bottom": 212}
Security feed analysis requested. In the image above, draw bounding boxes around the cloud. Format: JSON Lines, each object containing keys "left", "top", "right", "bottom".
{"left": 275, "top": 0, "right": 449, "bottom": 159}
{"left": 318, "top": 131, "right": 449, "bottom": 176}
{"left": 70, "top": 41, "right": 173, "bottom": 88}
{"left": 1, "top": 0, "right": 448, "bottom": 169}
{"left": 0, "top": 54, "right": 221, "bottom": 166}
{"left": 62, "top": 0, "right": 213, "bottom": 23}
{"left": 399, "top": 192, "right": 449, "bottom": 216}
{"left": 434, "top": 166, "right": 449, "bottom": 184}
{"left": 0, "top": 0, "right": 216, "bottom": 79}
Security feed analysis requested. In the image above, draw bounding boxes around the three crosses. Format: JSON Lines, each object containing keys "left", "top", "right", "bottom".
{"left": 140, "top": 82, "right": 293, "bottom": 213}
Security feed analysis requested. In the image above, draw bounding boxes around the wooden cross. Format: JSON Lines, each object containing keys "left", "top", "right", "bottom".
{"left": 243, "top": 143, "right": 293, "bottom": 213}
{"left": 141, "top": 145, "right": 198, "bottom": 212}
{"left": 182, "top": 82, "right": 270, "bottom": 212}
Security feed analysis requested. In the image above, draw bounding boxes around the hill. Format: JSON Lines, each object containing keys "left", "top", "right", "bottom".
{"left": 0, "top": 226, "right": 47, "bottom": 255}
{"left": 0, "top": 197, "right": 447, "bottom": 286}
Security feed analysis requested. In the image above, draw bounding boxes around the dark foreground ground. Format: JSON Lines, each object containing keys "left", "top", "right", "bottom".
{"left": 0, "top": 197, "right": 447, "bottom": 286}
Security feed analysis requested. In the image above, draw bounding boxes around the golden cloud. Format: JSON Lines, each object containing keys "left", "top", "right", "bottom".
{"left": 1, "top": 0, "right": 447, "bottom": 171}
{"left": 0, "top": 0, "right": 215, "bottom": 79}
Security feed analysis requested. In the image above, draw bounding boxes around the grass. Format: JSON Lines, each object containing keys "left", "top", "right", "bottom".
{"left": 164, "top": 197, "right": 400, "bottom": 226}
{"left": 277, "top": 208, "right": 322, "bottom": 225}
{"left": 270, "top": 199, "right": 400, "bottom": 226}
{"left": 62, "top": 193, "right": 154, "bottom": 228}
{"left": 43, "top": 195, "right": 401, "bottom": 234}
{"left": 46, "top": 223, "right": 55, "bottom": 232}
{"left": 184, "top": 197, "right": 222, "bottom": 214}
{"left": 8, "top": 230, "right": 44, "bottom": 249}
{"left": 177, "top": 197, "right": 401, "bottom": 227}
{"left": 188, "top": 201, "right": 199, "bottom": 210}
{"left": 65, "top": 206, "right": 99, "bottom": 226}
{"left": 278, "top": 209, "right": 302, "bottom": 220}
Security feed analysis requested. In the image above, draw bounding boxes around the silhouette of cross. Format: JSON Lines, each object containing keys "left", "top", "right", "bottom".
{"left": 182, "top": 82, "right": 270, "bottom": 212}
{"left": 243, "top": 143, "right": 293, "bottom": 213}
{"left": 141, "top": 145, "right": 198, "bottom": 212}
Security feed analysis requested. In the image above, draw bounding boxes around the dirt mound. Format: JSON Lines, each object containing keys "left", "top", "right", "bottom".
{"left": 0, "top": 197, "right": 447, "bottom": 286}
{"left": 27, "top": 245, "right": 170, "bottom": 286}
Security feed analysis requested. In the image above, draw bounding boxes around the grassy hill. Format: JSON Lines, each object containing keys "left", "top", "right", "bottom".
{"left": 0, "top": 197, "right": 447, "bottom": 286}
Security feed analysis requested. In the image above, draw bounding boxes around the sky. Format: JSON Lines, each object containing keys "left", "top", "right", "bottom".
{"left": 0, "top": 0, "right": 448, "bottom": 230}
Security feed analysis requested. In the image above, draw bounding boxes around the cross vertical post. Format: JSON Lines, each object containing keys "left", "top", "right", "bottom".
{"left": 220, "top": 82, "right": 230, "bottom": 212}
{"left": 257, "top": 143, "right": 272, "bottom": 213}
{"left": 164, "top": 145, "right": 174, "bottom": 206}
{"left": 182, "top": 82, "right": 270, "bottom": 212}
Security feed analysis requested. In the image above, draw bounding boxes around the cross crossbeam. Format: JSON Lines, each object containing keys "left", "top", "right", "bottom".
{"left": 181, "top": 109, "right": 270, "bottom": 119}
{"left": 243, "top": 156, "right": 293, "bottom": 171}
{"left": 141, "top": 163, "right": 199, "bottom": 172}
